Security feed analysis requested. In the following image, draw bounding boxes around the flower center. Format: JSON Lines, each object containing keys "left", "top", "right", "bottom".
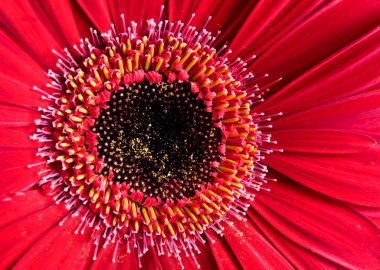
{"left": 93, "top": 81, "right": 221, "bottom": 202}
{"left": 30, "top": 13, "right": 275, "bottom": 268}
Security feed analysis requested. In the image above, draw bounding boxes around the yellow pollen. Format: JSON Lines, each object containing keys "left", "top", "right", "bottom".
{"left": 217, "top": 185, "right": 234, "bottom": 195}
{"left": 193, "top": 43, "right": 201, "bottom": 52}
{"left": 131, "top": 201, "right": 137, "bottom": 219}
{"left": 102, "top": 54, "right": 110, "bottom": 67}
{"left": 148, "top": 207, "right": 157, "bottom": 220}
{"left": 167, "top": 223, "right": 175, "bottom": 236}
{"left": 76, "top": 174, "right": 85, "bottom": 180}
{"left": 158, "top": 42, "right": 164, "bottom": 55}
{"left": 184, "top": 207, "right": 198, "bottom": 222}
{"left": 126, "top": 39, "right": 132, "bottom": 50}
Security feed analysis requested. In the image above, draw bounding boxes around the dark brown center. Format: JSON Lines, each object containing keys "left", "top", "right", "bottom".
{"left": 92, "top": 81, "right": 222, "bottom": 202}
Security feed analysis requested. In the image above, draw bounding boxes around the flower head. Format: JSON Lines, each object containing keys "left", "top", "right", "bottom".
{"left": 1, "top": 1, "right": 380, "bottom": 269}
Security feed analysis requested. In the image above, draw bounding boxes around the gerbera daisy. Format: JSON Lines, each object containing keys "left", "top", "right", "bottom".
{"left": 1, "top": 1, "right": 380, "bottom": 270}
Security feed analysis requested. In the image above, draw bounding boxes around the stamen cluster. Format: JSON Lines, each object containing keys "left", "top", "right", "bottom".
{"left": 31, "top": 16, "right": 275, "bottom": 267}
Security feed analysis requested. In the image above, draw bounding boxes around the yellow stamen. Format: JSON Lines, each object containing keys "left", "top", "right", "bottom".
{"left": 155, "top": 58, "right": 164, "bottom": 72}
{"left": 191, "top": 66, "right": 207, "bottom": 81}
{"left": 219, "top": 165, "right": 237, "bottom": 174}
{"left": 118, "top": 59, "right": 125, "bottom": 75}
{"left": 184, "top": 57, "right": 198, "bottom": 72}
{"left": 180, "top": 49, "right": 193, "bottom": 65}
{"left": 225, "top": 145, "right": 243, "bottom": 151}
{"left": 71, "top": 116, "right": 83, "bottom": 123}
{"left": 222, "top": 117, "right": 239, "bottom": 124}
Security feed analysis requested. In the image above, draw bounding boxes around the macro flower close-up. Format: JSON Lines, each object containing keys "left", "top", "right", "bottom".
{"left": 1, "top": 0, "right": 380, "bottom": 269}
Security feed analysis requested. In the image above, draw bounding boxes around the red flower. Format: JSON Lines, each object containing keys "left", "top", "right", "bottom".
{"left": 1, "top": 1, "right": 380, "bottom": 269}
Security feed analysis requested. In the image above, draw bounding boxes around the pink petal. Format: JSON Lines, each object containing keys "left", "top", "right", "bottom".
{"left": 352, "top": 205, "right": 380, "bottom": 231}
{"left": 0, "top": 126, "right": 38, "bottom": 149}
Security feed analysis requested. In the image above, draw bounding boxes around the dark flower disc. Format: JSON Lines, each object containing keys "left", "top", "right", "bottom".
{"left": 93, "top": 81, "right": 222, "bottom": 202}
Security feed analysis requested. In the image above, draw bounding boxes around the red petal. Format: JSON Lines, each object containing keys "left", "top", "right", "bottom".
{"left": 206, "top": 233, "right": 243, "bottom": 270}
{"left": 0, "top": 126, "right": 38, "bottom": 149}
{"left": 352, "top": 205, "right": 380, "bottom": 231}
{"left": 0, "top": 1, "right": 66, "bottom": 69}
{"left": 209, "top": 216, "right": 293, "bottom": 269}
{"left": 108, "top": 0, "right": 164, "bottom": 30}
{"left": 265, "top": 144, "right": 380, "bottom": 206}
{"left": 0, "top": 104, "right": 39, "bottom": 125}
{"left": 0, "top": 190, "right": 53, "bottom": 228}
{"left": 167, "top": 0, "right": 262, "bottom": 46}
{"left": 271, "top": 89, "right": 380, "bottom": 137}
{"left": 0, "top": 33, "right": 50, "bottom": 106}
{"left": 10, "top": 215, "right": 93, "bottom": 270}
{"left": 155, "top": 240, "right": 219, "bottom": 270}
{"left": 272, "top": 129, "right": 376, "bottom": 154}
{"left": 256, "top": 25, "right": 380, "bottom": 114}
{"left": 229, "top": 1, "right": 323, "bottom": 57}
{"left": 0, "top": 202, "right": 67, "bottom": 269}
{"left": 32, "top": 1, "right": 81, "bottom": 45}
{"left": 248, "top": 211, "right": 343, "bottom": 270}
{"left": 250, "top": 0, "right": 380, "bottom": 84}
{"left": 76, "top": 0, "right": 112, "bottom": 32}
{"left": 0, "top": 149, "right": 41, "bottom": 199}
{"left": 253, "top": 179, "right": 380, "bottom": 269}
{"left": 88, "top": 239, "right": 139, "bottom": 270}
